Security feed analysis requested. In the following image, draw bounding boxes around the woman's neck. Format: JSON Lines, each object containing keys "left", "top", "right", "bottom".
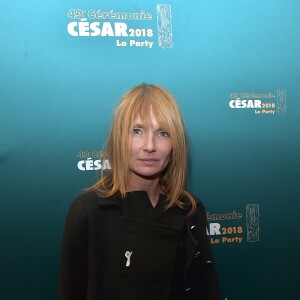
{"left": 126, "top": 173, "right": 162, "bottom": 207}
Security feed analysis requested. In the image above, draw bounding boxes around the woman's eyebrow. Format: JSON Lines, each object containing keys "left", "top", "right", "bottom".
{"left": 132, "top": 123, "right": 144, "bottom": 128}
{"left": 132, "top": 123, "right": 163, "bottom": 130}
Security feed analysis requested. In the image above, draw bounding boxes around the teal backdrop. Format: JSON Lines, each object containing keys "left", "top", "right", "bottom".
{"left": 1, "top": 0, "right": 299, "bottom": 299}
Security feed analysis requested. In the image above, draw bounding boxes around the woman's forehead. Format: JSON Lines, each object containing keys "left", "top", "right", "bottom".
{"left": 132, "top": 113, "right": 160, "bottom": 128}
{"left": 130, "top": 103, "right": 170, "bottom": 129}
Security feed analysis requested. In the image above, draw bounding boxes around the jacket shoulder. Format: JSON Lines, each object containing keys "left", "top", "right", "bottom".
{"left": 182, "top": 192, "right": 206, "bottom": 215}
{"left": 75, "top": 191, "right": 100, "bottom": 212}
{"left": 75, "top": 191, "right": 122, "bottom": 212}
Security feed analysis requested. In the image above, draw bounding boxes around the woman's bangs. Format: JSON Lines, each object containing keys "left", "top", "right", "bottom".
{"left": 151, "top": 101, "right": 172, "bottom": 133}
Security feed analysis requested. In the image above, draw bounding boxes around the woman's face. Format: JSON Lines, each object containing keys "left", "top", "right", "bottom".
{"left": 127, "top": 112, "right": 173, "bottom": 180}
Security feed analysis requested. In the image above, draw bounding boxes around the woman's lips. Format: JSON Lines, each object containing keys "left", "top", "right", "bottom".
{"left": 138, "top": 158, "right": 159, "bottom": 164}
{"left": 139, "top": 158, "right": 159, "bottom": 161}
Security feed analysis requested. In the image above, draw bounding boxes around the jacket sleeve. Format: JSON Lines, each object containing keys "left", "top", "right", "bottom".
{"left": 58, "top": 198, "right": 89, "bottom": 300}
{"left": 186, "top": 201, "right": 222, "bottom": 300}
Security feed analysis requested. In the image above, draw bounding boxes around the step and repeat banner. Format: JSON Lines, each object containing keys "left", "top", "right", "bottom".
{"left": 1, "top": 1, "right": 299, "bottom": 299}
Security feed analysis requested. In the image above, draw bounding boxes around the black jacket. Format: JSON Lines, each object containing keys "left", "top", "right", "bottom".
{"left": 58, "top": 191, "right": 221, "bottom": 300}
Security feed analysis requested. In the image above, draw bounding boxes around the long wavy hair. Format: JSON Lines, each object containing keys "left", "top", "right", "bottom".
{"left": 90, "top": 83, "right": 196, "bottom": 213}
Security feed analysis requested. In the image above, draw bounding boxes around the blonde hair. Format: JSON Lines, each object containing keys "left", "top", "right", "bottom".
{"left": 91, "top": 83, "right": 196, "bottom": 213}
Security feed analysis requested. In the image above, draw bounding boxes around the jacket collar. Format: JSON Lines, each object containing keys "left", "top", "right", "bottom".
{"left": 97, "top": 191, "right": 168, "bottom": 208}
{"left": 97, "top": 192, "right": 123, "bottom": 208}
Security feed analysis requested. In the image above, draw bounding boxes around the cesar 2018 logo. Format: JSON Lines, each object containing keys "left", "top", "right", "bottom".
{"left": 228, "top": 89, "right": 286, "bottom": 115}
{"left": 66, "top": 4, "right": 173, "bottom": 49}
{"left": 77, "top": 151, "right": 111, "bottom": 171}
{"left": 207, "top": 204, "right": 260, "bottom": 245}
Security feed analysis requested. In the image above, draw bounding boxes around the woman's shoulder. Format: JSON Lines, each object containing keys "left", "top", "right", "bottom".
{"left": 182, "top": 191, "right": 205, "bottom": 209}
{"left": 73, "top": 191, "right": 100, "bottom": 211}
{"left": 72, "top": 190, "right": 122, "bottom": 212}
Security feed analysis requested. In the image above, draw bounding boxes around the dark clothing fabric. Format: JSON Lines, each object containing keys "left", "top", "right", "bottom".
{"left": 58, "top": 191, "right": 221, "bottom": 300}
{"left": 121, "top": 192, "right": 186, "bottom": 299}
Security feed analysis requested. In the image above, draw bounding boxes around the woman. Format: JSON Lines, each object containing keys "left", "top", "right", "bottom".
{"left": 58, "top": 84, "right": 221, "bottom": 300}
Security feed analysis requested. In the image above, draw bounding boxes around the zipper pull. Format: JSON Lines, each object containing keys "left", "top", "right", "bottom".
{"left": 125, "top": 251, "right": 133, "bottom": 267}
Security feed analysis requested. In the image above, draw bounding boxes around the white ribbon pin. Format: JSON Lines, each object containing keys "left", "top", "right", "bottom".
{"left": 125, "top": 251, "right": 133, "bottom": 267}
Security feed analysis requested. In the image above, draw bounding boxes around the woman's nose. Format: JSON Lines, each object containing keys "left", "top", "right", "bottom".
{"left": 143, "top": 133, "right": 156, "bottom": 152}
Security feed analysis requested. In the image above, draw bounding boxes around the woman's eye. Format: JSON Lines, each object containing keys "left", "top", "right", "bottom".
{"left": 158, "top": 131, "right": 169, "bottom": 137}
{"left": 132, "top": 128, "right": 143, "bottom": 135}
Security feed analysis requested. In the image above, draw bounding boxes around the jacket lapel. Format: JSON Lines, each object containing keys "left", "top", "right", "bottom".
{"left": 184, "top": 219, "right": 198, "bottom": 277}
